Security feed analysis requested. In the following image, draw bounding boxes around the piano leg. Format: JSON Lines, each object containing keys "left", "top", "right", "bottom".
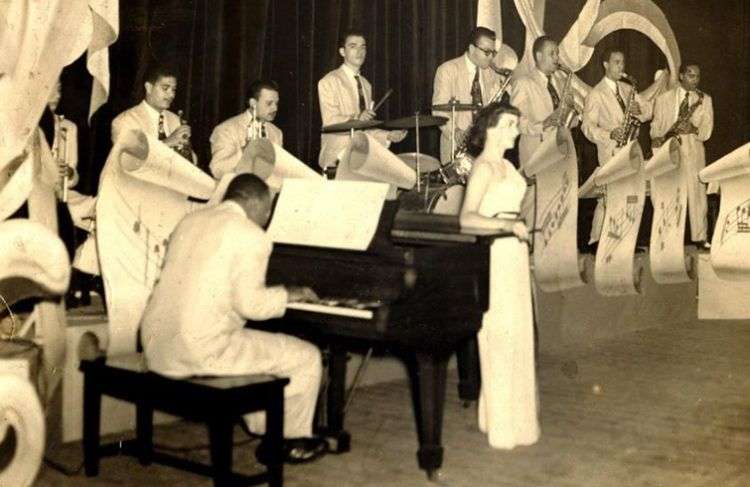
{"left": 456, "top": 335, "right": 480, "bottom": 405}
{"left": 411, "top": 351, "right": 448, "bottom": 480}
{"left": 324, "top": 344, "right": 351, "bottom": 453}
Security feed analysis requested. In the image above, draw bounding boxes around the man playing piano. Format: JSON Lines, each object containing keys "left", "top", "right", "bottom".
{"left": 140, "top": 173, "right": 328, "bottom": 464}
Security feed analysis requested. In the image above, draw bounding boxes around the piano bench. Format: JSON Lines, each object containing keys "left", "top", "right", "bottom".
{"left": 79, "top": 353, "right": 290, "bottom": 487}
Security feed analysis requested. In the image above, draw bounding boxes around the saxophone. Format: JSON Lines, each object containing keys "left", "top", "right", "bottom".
{"left": 615, "top": 73, "right": 641, "bottom": 148}
{"left": 555, "top": 65, "right": 578, "bottom": 128}
{"left": 653, "top": 90, "right": 705, "bottom": 147}
{"left": 175, "top": 110, "right": 195, "bottom": 162}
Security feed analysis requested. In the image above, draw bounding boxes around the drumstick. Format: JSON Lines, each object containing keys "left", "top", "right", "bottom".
{"left": 372, "top": 89, "right": 394, "bottom": 113}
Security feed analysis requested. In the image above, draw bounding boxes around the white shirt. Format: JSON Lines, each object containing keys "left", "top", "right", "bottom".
{"left": 340, "top": 63, "right": 371, "bottom": 110}
{"left": 674, "top": 86, "right": 694, "bottom": 119}
{"left": 464, "top": 54, "right": 487, "bottom": 99}
{"left": 603, "top": 77, "right": 619, "bottom": 97}
{"left": 140, "top": 100, "right": 171, "bottom": 136}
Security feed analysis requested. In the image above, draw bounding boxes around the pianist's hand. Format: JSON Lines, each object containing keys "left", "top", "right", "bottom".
{"left": 287, "top": 286, "right": 319, "bottom": 303}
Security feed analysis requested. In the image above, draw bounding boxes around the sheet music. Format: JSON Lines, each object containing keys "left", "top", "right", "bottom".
{"left": 267, "top": 179, "right": 388, "bottom": 250}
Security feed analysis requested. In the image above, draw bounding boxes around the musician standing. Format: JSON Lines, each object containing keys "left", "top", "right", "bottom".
{"left": 432, "top": 27, "right": 502, "bottom": 163}
{"left": 582, "top": 48, "right": 652, "bottom": 244}
{"left": 650, "top": 63, "right": 713, "bottom": 244}
{"left": 210, "top": 79, "right": 284, "bottom": 179}
{"left": 141, "top": 173, "right": 328, "bottom": 463}
{"left": 111, "top": 64, "right": 195, "bottom": 162}
{"left": 317, "top": 30, "right": 406, "bottom": 174}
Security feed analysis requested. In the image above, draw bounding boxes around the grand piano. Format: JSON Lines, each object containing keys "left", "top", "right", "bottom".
{"left": 260, "top": 201, "right": 509, "bottom": 479}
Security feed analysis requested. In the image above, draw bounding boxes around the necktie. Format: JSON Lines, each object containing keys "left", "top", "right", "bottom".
{"left": 158, "top": 112, "right": 167, "bottom": 140}
{"left": 354, "top": 75, "right": 367, "bottom": 112}
{"left": 470, "top": 68, "right": 482, "bottom": 120}
{"left": 261, "top": 123, "right": 267, "bottom": 139}
{"left": 547, "top": 75, "right": 560, "bottom": 110}
{"left": 678, "top": 91, "right": 690, "bottom": 118}
{"left": 614, "top": 84, "right": 627, "bottom": 113}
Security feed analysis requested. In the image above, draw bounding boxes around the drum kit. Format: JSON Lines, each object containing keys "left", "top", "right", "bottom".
{"left": 320, "top": 98, "right": 478, "bottom": 213}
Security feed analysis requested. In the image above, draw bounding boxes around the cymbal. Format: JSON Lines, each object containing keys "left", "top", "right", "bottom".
{"left": 321, "top": 119, "right": 382, "bottom": 133}
{"left": 383, "top": 115, "right": 448, "bottom": 130}
{"left": 431, "top": 100, "right": 480, "bottom": 111}
{"left": 397, "top": 152, "right": 442, "bottom": 173}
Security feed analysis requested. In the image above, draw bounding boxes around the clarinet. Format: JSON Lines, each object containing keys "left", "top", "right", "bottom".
{"left": 175, "top": 110, "right": 195, "bottom": 162}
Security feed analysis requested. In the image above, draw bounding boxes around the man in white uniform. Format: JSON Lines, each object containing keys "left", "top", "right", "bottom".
{"left": 140, "top": 173, "right": 327, "bottom": 463}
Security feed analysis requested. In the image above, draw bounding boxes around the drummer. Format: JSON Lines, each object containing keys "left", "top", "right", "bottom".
{"left": 432, "top": 27, "right": 504, "bottom": 163}
{"left": 318, "top": 29, "right": 406, "bottom": 176}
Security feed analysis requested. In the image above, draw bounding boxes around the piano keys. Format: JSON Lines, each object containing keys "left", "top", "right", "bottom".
{"left": 256, "top": 204, "right": 509, "bottom": 479}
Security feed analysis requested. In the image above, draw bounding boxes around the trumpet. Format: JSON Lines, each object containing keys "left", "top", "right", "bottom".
{"left": 245, "top": 106, "right": 266, "bottom": 144}
{"left": 615, "top": 73, "right": 641, "bottom": 148}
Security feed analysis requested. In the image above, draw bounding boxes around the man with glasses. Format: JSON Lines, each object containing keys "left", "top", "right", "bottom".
{"left": 432, "top": 27, "right": 502, "bottom": 163}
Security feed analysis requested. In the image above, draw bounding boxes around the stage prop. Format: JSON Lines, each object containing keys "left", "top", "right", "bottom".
{"left": 645, "top": 138, "right": 692, "bottom": 283}
{"left": 336, "top": 132, "right": 416, "bottom": 200}
{"left": 239, "top": 139, "right": 322, "bottom": 191}
{"left": 97, "top": 129, "right": 215, "bottom": 354}
{"left": 524, "top": 128, "right": 585, "bottom": 292}
{"left": 698, "top": 143, "right": 750, "bottom": 281}
{"left": 594, "top": 140, "right": 646, "bottom": 295}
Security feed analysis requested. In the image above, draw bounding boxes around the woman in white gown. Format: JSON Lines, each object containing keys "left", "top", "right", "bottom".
{"left": 459, "top": 102, "right": 540, "bottom": 449}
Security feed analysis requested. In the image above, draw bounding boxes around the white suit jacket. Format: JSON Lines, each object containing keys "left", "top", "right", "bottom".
{"left": 209, "top": 111, "right": 283, "bottom": 178}
{"left": 432, "top": 54, "right": 500, "bottom": 162}
{"left": 510, "top": 68, "right": 558, "bottom": 169}
{"left": 111, "top": 100, "right": 181, "bottom": 143}
{"left": 141, "top": 201, "right": 288, "bottom": 377}
{"left": 582, "top": 77, "right": 653, "bottom": 164}
{"left": 650, "top": 87, "right": 713, "bottom": 240}
{"left": 318, "top": 65, "right": 390, "bottom": 169}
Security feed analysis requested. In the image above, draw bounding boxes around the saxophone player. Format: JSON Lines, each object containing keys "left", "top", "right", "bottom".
{"left": 651, "top": 63, "right": 713, "bottom": 244}
{"left": 582, "top": 48, "right": 652, "bottom": 244}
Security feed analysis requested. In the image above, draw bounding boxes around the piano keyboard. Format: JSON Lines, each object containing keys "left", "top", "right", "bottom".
{"left": 286, "top": 299, "right": 379, "bottom": 319}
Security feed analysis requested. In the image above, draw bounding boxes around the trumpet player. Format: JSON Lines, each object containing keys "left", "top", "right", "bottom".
{"left": 651, "top": 62, "right": 713, "bottom": 244}
{"left": 510, "top": 35, "right": 576, "bottom": 172}
{"left": 432, "top": 26, "right": 504, "bottom": 163}
{"left": 210, "top": 79, "right": 283, "bottom": 178}
{"left": 582, "top": 48, "right": 652, "bottom": 244}
{"left": 112, "top": 64, "right": 194, "bottom": 162}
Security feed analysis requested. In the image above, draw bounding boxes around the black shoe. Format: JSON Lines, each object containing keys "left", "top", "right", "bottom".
{"left": 256, "top": 436, "right": 328, "bottom": 465}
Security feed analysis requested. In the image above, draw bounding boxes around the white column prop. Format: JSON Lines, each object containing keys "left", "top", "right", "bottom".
{"left": 698, "top": 142, "right": 750, "bottom": 280}
{"left": 645, "top": 138, "right": 691, "bottom": 283}
{"left": 97, "top": 130, "right": 216, "bottom": 354}
{"left": 525, "top": 127, "right": 585, "bottom": 291}
{"left": 594, "top": 140, "right": 646, "bottom": 295}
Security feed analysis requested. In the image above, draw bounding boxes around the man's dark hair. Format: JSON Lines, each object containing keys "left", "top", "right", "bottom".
{"left": 679, "top": 61, "right": 699, "bottom": 74}
{"left": 223, "top": 173, "right": 270, "bottom": 204}
{"left": 144, "top": 64, "right": 178, "bottom": 84}
{"left": 600, "top": 46, "right": 624, "bottom": 66}
{"left": 532, "top": 35, "right": 555, "bottom": 61}
{"left": 469, "top": 26, "right": 496, "bottom": 47}
{"left": 245, "top": 79, "right": 280, "bottom": 102}
{"left": 339, "top": 29, "right": 366, "bottom": 49}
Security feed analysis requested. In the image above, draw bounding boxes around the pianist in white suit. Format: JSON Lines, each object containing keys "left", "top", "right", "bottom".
{"left": 140, "top": 174, "right": 328, "bottom": 463}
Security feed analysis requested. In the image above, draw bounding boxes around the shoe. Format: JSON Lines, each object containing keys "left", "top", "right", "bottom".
{"left": 255, "top": 436, "right": 328, "bottom": 465}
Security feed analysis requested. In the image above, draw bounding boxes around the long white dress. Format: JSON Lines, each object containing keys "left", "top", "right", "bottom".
{"left": 476, "top": 158, "right": 540, "bottom": 449}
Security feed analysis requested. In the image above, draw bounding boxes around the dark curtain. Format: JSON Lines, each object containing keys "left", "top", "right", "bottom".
{"left": 60, "top": 0, "right": 749, "bottom": 200}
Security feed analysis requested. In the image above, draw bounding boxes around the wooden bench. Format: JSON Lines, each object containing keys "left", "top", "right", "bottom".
{"left": 80, "top": 353, "right": 289, "bottom": 487}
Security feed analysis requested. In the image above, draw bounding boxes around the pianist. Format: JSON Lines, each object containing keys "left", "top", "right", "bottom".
{"left": 140, "top": 173, "right": 328, "bottom": 464}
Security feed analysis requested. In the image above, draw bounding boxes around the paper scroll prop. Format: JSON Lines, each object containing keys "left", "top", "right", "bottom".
{"left": 698, "top": 142, "right": 750, "bottom": 280}
{"left": 594, "top": 140, "right": 646, "bottom": 295}
{"left": 524, "top": 127, "right": 585, "bottom": 291}
{"left": 336, "top": 132, "right": 416, "bottom": 200}
{"left": 645, "top": 138, "right": 691, "bottom": 283}
{"left": 238, "top": 139, "right": 321, "bottom": 191}
{"left": 97, "top": 129, "right": 216, "bottom": 354}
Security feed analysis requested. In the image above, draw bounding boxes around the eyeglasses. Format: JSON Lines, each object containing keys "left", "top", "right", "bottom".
{"left": 473, "top": 45, "right": 497, "bottom": 57}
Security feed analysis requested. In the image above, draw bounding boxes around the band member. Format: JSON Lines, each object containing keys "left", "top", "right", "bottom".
{"left": 317, "top": 30, "right": 406, "bottom": 172}
{"left": 459, "top": 102, "right": 539, "bottom": 449}
{"left": 111, "top": 64, "right": 195, "bottom": 162}
{"left": 210, "top": 79, "right": 283, "bottom": 179}
{"left": 432, "top": 26, "right": 503, "bottom": 163}
{"left": 510, "top": 35, "right": 572, "bottom": 171}
{"left": 651, "top": 62, "right": 713, "bottom": 244}
{"left": 140, "top": 174, "right": 328, "bottom": 463}
{"left": 582, "top": 47, "right": 652, "bottom": 243}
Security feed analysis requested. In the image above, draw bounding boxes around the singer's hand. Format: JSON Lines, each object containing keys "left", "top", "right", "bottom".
{"left": 510, "top": 220, "right": 529, "bottom": 242}
{"left": 387, "top": 130, "right": 407, "bottom": 143}
{"left": 357, "top": 109, "right": 376, "bottom": 121}
{"left": 163, "top": 125, "right": 191, "bottom": 148}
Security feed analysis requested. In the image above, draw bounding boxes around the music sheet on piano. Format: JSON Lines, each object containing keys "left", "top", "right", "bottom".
{"left": 268, "top": 179, "right": 388, "bottom": 250}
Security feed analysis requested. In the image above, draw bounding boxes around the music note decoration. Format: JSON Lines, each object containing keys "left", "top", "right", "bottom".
{"left": 539, "top": 171, "right": 571, "bottom": 250}
{"left": 720, "top": 197, "right": 750, "bottom": 246}
{"left": 601, "top": 195, "right": 639, "bottom": 263}
{"left": 653, "top": 187, "right": 683, "bottom": 253}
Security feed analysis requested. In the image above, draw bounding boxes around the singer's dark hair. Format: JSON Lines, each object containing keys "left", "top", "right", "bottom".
{"left": 464, "top": 102, "right": 521, "bottom": 158}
